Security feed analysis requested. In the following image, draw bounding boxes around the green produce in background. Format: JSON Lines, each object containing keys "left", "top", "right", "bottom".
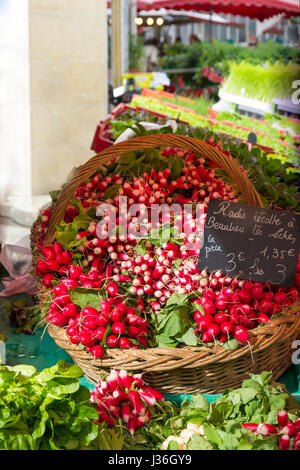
{"left": 222, "top": 62, "right": 300, "bottom": 103}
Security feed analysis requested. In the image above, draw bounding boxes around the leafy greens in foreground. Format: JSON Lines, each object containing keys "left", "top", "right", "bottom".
{"left": 0, "top": 360, "right": 110, "bottom": 450}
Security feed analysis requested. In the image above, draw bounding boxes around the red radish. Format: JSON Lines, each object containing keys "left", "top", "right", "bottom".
{"left": 241, "top": 423, "right": 258, "bottom": 432}
{"left": 233, "top": 325, "right": 249, "bottom": 343}
{"left": 70, "top": 333, "right": 81, "bottom": 345}
{"left": 53, "top": 284, "right": 68, "bottom": 295}
{"left": 239, "top": 290, "right": 252, "bottom": 304}
{"left": 143, "top": 386, "right": 164, "bottom": 401}
{"left": 42, "top": 273, "right": 55, "bottom": 288}
{"left": 54, "top": 242, "right": 63, "bottom": 255}
{"left": 138, "top": 336, "right": 148, "bottom": 347}
{"left": 109, "top": 406, "right": 121, "bottom": 419}
{"left": 193, "top": 311, "right": 204, "bottom": 323}
{"left": 294, "top": 419, "right": 300, "bottom": 433}
{"left": 273, "top": 292, "right": 287, "bottom": 305}
{"left": 46, "top": 259, "right": 60, "bottom": 272}
{"left": 260, "top": 300, "right": 273, "bottom": 314}
{"left": 121, "top": 403, "right": 131, "bottom": 424}
{"left": 61, "top": 251, "right": 71, "bottom": 265}
{"left": 257, "top": 313, "right": 270, "bottom": 324}
{"left": 202, "top": 300, "right": 216, "bottom": 316}
{"left": 219, "top": 334, "right": 227, "bottom": 343}
{"left": 118, "top": 337, "right": 132, "bottom": 349}
{"left": 61, "top": 278, "right": 80, "bottom": 289}
{"left": 93, "top": 327, "right": 107, "bottom": 341}
{"left": 112, "top": 322, "right": 126, "bottom": 336}
{"left": 81, "top": 306, "right": 99, "bottom": 317}
{"left": 220, "top": 321, "right": 233, "bottom": 334}
{"left": 127, "top": 326, "right": 144, "bottom": 339}
{"left": 119, "top": 370, "right": 133, "bottom": 389}
{"left": 206, "top": 323, "right": 220, "bottom": 338}
{"left": 127, "top": 416, "right": 136, "bottom": 436}
{"left": 66, "top": 326, "right": 78, "bottom": 336}
{"left": 35, "top": 259, "right": 49, "bottom": 274}
{"left": 256, "top": 423, "right": 277, "bottom": 436}
{"left": 96, "top": 315, "right": 109, "bottom": 327}
{"left": 128, "top": 390, "right": 146, "bottom": 416}
{"left": 196, "top": 314, "right": 214, "bottom": 332}
{"left": 138, "top": 389, "right": 156, "bottom": 406}
{"left": 277, "top": 410, "right": 288, "bottom": 429}
{"left": 281, "top": 423, "right": 296, "bottom": 437}
{"left": 100, "top": 299, "right": 111, "bottom": 316}
{"left": 131, "top": 374, "right": 144, "bottom": 388}
{"left": 135, "top": 415, "right": 148, "bottom": 429}
{"left": 279, "top": 435, "right": 290, "bottom": 450}
{"left": 81, "top": 281, "right": 94, "bottom": 289}
{"left": 106, "top": 335, "right": 119, "bottom": 347}
{"left": 113, "top": 389, "right": 128, "bottom": 401}
{"left": 104, "top": 370, "right": 119, "bottom": 391}
{"left": 202, "top": 330, "right": 214, "bottom": 343}
{"left": 262, "top": 292, "right": 273, "bottom": 302}
{"left": 237, "top": 304, "right": 251, "bottom": 315}
{"left": 79, "top": 332, "right": 95, "bottom": 347}
{"left": 63, "top": 303, "right": 78, "bottom": 318}
{"left": 49, "top": 313, "right": 68, "bottom": 326}
{"left": 98, "top": 411, "right": 115, "bottom": 427}
{"left": 251, "top": 286, "right": 264, "bottom": 301}
{"left": 91, "top": 345, "right": 104, "bottom": 358}
{"left": 215, "top": 312, "right": 229, "bottom": 325}
{"left": 106, "top": 282, "right": 118, "bottom": 296}
{"left": 215, "top": 299, "right": 228, "bottom": 311}
{"left": 41, "top": 246, "right": 55, "bottom": 259}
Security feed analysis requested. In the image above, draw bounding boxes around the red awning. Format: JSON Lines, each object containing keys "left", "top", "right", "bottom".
{"left": 263, "top": 26, "right": 284, "bottom": 35}
{"left": 136, "top": 0, "right": 300, "bottom": 20}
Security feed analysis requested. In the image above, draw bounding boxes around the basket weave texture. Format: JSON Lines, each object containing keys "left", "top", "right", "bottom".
{"left": 31, "top": 134, "right": 300, "bottom": 394}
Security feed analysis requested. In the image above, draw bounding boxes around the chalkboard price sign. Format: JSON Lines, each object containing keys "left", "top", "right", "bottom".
{"left": 198, "top": 199, "right": 300, "bottom": 287}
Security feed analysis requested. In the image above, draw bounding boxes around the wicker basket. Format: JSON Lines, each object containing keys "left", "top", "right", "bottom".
{"left": 31, "top": 134, "right": 300, "bottom": 394}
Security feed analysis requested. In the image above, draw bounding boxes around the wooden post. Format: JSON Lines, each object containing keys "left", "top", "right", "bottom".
{"left": 112, "top": 0, "right": 122, "bottom": 87}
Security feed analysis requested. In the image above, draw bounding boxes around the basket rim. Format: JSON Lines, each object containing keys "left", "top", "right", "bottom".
{"left": 45, "top": 302, "right": 300, "bottom": 372}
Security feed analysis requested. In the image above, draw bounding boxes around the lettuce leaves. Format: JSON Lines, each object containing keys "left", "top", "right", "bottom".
{"left": 0, "top": 361, "right": 99, "bottom": 450}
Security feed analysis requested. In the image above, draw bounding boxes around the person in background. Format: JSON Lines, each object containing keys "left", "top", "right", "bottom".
{"left": 144, "top": 38, "right": 160, "bottom": 72}
{"left": 189, "top": 34, "right": 202, "bottom": 44}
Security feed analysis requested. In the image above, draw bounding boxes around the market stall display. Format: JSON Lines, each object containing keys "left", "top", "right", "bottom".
{"left": 1, "top": 360, "right": 300, "bottom": 450}
{"left": 29, "top": 134, "right": 300, "bottom": 396}
{"left": 92, "top": 95, "right": 299, "bottom": 210}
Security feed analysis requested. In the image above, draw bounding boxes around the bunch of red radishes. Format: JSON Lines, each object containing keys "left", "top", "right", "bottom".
{"left": 35, "top": 241, "right": 74, "bottom": 287}
{"left": 192, "top": 269, "right": 300, "bottom": 344}
{"left": 46, "top": 280, "right": 150, "bottom": 357}
{"left": 91, "top": 369, "right": 164, "bottom": 435}
{"left": 242, "top": 410, "right": 300, "bottom": 450}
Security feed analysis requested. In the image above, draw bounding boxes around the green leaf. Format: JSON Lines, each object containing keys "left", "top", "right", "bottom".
{"left": 203, "top": 423, "right": 222, "bottom": 447}
{"left": 167, "top": 440, "right": 180, "bottom": 450}
{"left": 156, "top": 335, "right": 179, "bottom": 348}
{"left": 166, "top": 292, "right": 190, "bottom": 307}
{"left": 186, "top": 434, "right": 213, "bottom": 450}
{"left": 237, "top": 439, "right": 253, "bottom": 450}
{"left": 220, "top": 339, "right": 239, "bottom": 351}
{"left": 179, "top": 327, "right": 198, "bottom": 346}
{"left": 102, "top": 184, "right": 121, "bottom": 200}
{"left": 191, "top": 394, "right": 210, "bottom": 411}
{"left": 69, "top": 287, "right": 102, "bottom": 310}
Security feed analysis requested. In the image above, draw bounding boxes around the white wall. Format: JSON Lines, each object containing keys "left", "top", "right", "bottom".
{"left": 0, "top": 0, "right": 31, "bottom": 200}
